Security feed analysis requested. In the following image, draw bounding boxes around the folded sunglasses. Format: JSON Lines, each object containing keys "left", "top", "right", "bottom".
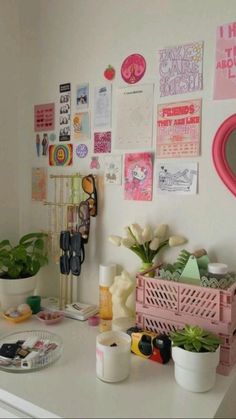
{"left": 59, "top": 231, "right": 85, "bottom": 277}
{"left": 82, "top": 174, "right": 97, "bottom": 217}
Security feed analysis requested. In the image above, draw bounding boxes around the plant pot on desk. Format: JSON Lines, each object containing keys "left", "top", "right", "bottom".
{"left": 172, "top": 346, "right": 220, "bottom": 392}
{"left": 0, "top": 273, "right": 39, "bottom": 311}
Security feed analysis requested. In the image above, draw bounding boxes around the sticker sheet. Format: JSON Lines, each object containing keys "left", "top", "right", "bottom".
{"left": 157, "top": 162, "right": 198, "bottom": 195}
{"left": 32, "top": 168, "right": 47, "bottom": 201}
{"left": 59, "top": 83, "right": 71, "bottom": 141}
{"left": 73, "top": 112, "right": 90, "bottom": 141}
{"left": 104, "top": 155, "right": 122, "bottom": 184}
{"left": 156, "top": 99, "right": 201, "bottom": 158}
{"left": 124, "top": 152, "right": 153, "bottom": 201}
{"left": 158, "top": 42, "right": 203, "bottom": 97}
{"left": 34, "top": 103, "right": 55, "bottom": 132}
{"left": 76, "top": 83, "right": 89, "bottom": 109}
{"left": 94, "top": 131, "right": 111, "bottom": 153}
{"left": 49, "top": 144, "right": 73, "bottom": 166}
{"left": 115, "top": 84, "right": 154, "bottom": 150}
{"left": 94, "top": 85, "right": 112, "bottom": 129}
{"left": 214, "top": 22, "right": 236, "bottom": 99}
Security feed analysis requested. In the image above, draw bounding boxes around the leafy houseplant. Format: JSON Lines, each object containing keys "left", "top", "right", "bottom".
{"left": 170, "top": 325, "right": 221, "bottom": 392}
{"left": 0, "top": 232, "right": 48, "bottom": 279}
{"left": 170, "top": 325, "right": 221, "bottom": 352}
{"left": 0, "top": 232, "right": 48, "bottom": 311}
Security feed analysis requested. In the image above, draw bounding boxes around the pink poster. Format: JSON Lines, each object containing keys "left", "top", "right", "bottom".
{"left": 34, "top": 103, "right": 55, "bottom": 132}
{"left": 94, "top": 131, "right": 111, "bottom": 153}
{"left": 214, "top": 22, "right": 236, "bottom": 99}
{"left": 156, "top": 99, "right": 201, "bottom": 158}
{"left": 32, "top": 168, "right": 47, "bottom": 201}
{"left": 158, "top": 42, "right": 203, "bottom": 97}
{"left": 124, "top": 152, "right": 153, "bottom": 201}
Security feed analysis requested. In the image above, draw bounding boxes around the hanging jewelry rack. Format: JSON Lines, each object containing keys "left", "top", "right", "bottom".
{"left": 44, "top": 172, "right": 97, "bottom": 308}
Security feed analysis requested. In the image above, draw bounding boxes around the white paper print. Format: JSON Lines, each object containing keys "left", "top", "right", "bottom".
{"left": 157, "top": 162, "right": 198, "bottom": 195}
{"left": 94, "top": 85, "right": 112, "bottom": 129}
{"left": 115, "top": 84, "right": 154, "bottom": 150}
{"left": 76, "top": 83, "right": 89, "bottom": 110}
{"left": 104, "top": 155, "right": 122, "bottom": 185}
{"left": 59, "top": 83, "right": 71, "bottom": 141}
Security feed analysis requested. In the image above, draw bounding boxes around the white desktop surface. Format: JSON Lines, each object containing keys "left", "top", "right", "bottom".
{"left": 0, "top": 316, "right": 235, "bottom": 418}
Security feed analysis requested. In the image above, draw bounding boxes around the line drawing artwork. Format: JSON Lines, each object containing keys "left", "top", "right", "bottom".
{"left": 157, "top": 163, "right": 198, "bottom": 194}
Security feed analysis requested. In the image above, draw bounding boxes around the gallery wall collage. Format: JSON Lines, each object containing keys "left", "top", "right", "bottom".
{"left": 32, "top": 21, "right": 236, "bottom": 202}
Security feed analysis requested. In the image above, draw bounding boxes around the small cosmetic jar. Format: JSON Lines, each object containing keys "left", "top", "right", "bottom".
{"left": 96, "top": 330, "right": 131, "bottom": 383}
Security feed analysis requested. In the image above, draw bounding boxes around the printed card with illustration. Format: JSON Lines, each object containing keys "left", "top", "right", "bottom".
{"left": 124, "top": 152, "right": 153, "bottom": 201}
{"left": 157, "top": 99, "right": 201, "bottom": 158}
{"left": 76, "top": 83, "right": 89, "bottom": 109}
{"left": 104, "top": 155, "right": 122, "bottom": 184}
{"left": 32, "top": 167, "right": 47, "bottom": 201}
{"left": 156, "top": 162, "right": 198, "bottom": 195}
{"left": 158, "top": 42, "right": 203, "bottom": 97}
{"left": 73, "top": 112, "right": 90, "bottom": 141}
{"left": 214, "top": 22, "right": 236, "bottom": 99}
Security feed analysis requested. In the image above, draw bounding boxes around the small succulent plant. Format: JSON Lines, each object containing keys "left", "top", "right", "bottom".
{"left": 170, "top": 325, "right": 221, "bottom": 353}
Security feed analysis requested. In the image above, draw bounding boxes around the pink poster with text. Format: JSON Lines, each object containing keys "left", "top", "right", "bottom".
{"left": 156, "top": 99, "right": 201, "bottom": 158}
{"left": 214, "top": 22, "right": 236, "bottom": 99}
{"left": 124, "top": 152, "right": 153, "bottom": 201}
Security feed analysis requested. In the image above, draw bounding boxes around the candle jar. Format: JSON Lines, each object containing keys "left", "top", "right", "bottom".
{"left": 96, "top": 330, "right": 131, "bottom": 382}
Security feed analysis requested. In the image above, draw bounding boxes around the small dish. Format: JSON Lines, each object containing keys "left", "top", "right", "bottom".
{"left": 36, "top": 310, "right": 64, "bottom": 325}
{"left": 2, "top": 311, "right": 32, "bottom": 323}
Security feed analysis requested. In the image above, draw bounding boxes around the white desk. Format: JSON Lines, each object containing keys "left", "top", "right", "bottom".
{"left": 0, "top": 317, "right": 235, "bottom": 418}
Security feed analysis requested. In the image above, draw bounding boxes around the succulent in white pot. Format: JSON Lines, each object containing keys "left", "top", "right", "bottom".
{"left": 170, "top": 325, "right": 221, "bottom": 393}
{"left": 0, "top": 232, "right": 48, "bottom": 310}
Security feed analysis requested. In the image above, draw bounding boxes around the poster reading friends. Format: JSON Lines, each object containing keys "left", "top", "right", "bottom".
{"left": 214, "top": 22, "right": 236, "bottom": 99}
{"left": 158, "top": 42, "right": 203, "bottom": 97}
{"left": 124, "top": 152, "right": 153, "bottom": 201}
{"left": 156, "top": 99, "right": 201, "bottom": 158}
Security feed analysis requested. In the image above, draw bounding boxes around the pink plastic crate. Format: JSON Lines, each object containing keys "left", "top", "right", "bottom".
{"left": 136, "top": 272, "right": 236, "bottom": 375}
{"left": 136, "top": 273, "right": 236, "bottom": 335}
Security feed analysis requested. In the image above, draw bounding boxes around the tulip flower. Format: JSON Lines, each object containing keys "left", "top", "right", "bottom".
{"left": 169, "top": 235, "right": 187, "bottom": 247}
{"left": 108, "top": 223, "right": 187, "bottom": 266}
{"left": 108, "top": 235, "right": 122, "bottom": 247}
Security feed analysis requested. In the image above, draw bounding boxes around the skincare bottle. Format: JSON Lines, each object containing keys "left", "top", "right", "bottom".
{"left": 207, "top": 263, "right": 228, "bottom": 280}
{"left": 99, "top": 264, "right": 116, "bottom": 322}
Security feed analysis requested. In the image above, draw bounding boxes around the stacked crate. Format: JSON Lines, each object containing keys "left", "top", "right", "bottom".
{"left": 136, "top": 272, "right": 236, "bottom": 375}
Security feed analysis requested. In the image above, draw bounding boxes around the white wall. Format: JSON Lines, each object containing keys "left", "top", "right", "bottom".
{"left": 0, "top": 0, "right": 20, "bottom": 242}
{"left": 15, "top": 0, "right": 236, "bottom": 303}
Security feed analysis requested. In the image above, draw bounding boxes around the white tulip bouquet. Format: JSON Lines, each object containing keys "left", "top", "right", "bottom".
{"left": 108, "top": 223, "right": 187, "bottom": 265}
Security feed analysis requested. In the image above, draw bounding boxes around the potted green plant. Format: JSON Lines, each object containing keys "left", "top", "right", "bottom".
{"left": 0, "top": 232, "right": 48, "bottom": 310}
{"left": 170, "top": 325, "right": 221, "bottom": 392}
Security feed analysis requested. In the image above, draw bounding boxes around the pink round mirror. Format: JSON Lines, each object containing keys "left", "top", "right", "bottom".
{"left": 212, "top": 114, "right": 236, "bottom": 197}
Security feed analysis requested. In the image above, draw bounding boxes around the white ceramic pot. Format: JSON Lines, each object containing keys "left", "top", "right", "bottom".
{"left": 172, "top": 346, "right": 220, "bottom": 392}
{"left": 0, "top": 274, "right": 39, "bottom": 310}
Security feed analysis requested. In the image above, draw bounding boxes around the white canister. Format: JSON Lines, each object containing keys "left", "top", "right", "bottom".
{"left": 96, "top": 330, "right": 131, "bottom": 383}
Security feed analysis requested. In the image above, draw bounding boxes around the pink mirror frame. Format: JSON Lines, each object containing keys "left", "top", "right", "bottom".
{"left": 212, "top": 114, "right": 236, "bottom": 197}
